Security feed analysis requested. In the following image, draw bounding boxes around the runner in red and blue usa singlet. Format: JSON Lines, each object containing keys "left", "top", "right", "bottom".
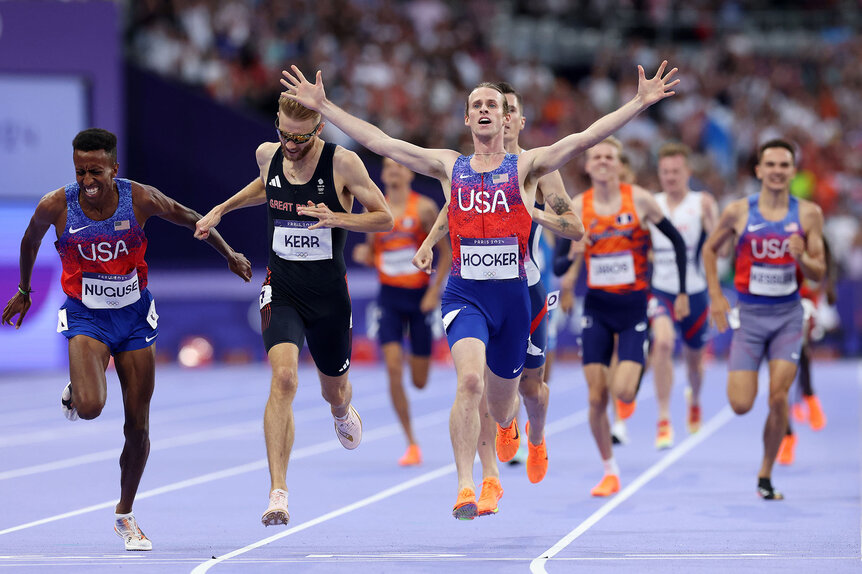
{"left": 54, "top": 178, "right": 158, "bottom": 353}
{"left": 56, "top": 178, "right": 148, "bottom": 307}
{"left": 728, "top": 193, "right": 806, "bottom": 373}
{"left": 734, "top": 193, "right": 804, "bottom": 305}
{"left": 580, "top": 183, "right": 653, "bottom": 367}
{"left": 441, "top": 153, "right": 533, "bottom": 378}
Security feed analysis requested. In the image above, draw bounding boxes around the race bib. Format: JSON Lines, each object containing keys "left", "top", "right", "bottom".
{"left": 459, "top": 237, "right": 519, "bottom": 280}
{"left": 81, "top": 270, "right": 140, "bottom": 309}
{"left": 272, "top": 220, "right": 333, "bottom": 261}
{"left": 749, "top": 263, "right": 797, "bottom": 297}
{"left": 588, "top": 251, "right": 635, "bottom": 287}
{"left": 380, "top": 247, "right": 418, "bottom": 276}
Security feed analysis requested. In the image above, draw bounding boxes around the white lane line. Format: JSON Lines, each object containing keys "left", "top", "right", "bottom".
{"left": 188, "top": 396, "right": 612, "bottom": 573}
{"left": 0, "top": 407, "right": 450, "bottom": 536}
{"left": 0, "top": 374, "right": 464, "bottom": 478}
{"left": 0, "top": 369, "right": 394, "bottom": 447}
{"left": 190, "top": 464, "right": 457, "bottom": 574}
{"left": 530, "top": 405, "right": 736, "bottom": 574}
{"left": 0, "top": 420, "right": 259, "bottom": 481}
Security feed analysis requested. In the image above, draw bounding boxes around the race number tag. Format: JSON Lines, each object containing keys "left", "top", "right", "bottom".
{"left": 588, "top": 251, "right": 635, "bottom": 287}
{"left": 546, "top": 290, "right": 560, "bottom": 310}
{"left": 749, "top": 263, "right": 797, "bottom": 297}
{"left": 259, "top": 284, "right": 273, "bottom": 309}
{"left": 81, "top": 270, "right": 140, "bottom": 309}
{"left": 460, "top": 237, "right": 519, "bottom": 280}
{"left": 380, "top": 247, "right": 417, "bottom": 276}
{"left": 146, "top": 299, "right": 159, "bottom": 329}
{"left": 272, "top": 220, "right": 333, "bottom": 261}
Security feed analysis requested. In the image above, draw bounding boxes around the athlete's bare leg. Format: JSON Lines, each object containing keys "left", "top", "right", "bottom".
{"left": 727, "top": 370, "right": 759, "bottom": 415}
{"left": 650, "top": 314, "right": 675, "bottom": 421}
{"left": 584, "top": 363, "right": 613, "bottom": 460}
{"left": 113, "top": 345, "right": 155, "bottom": 514}
{"left": 519, "top": 365, "right": 549, "bottom": 445}
{"left": 67, "top": 335, "right": 111, "bottom": 419}
{"left": 760, "top": 359, "right": 797, "bottom": 479}
{"left": 477, "top": 376, "right": 500, "bottom": 481}
{"left": 610, "top": 360, "right": 644, "bottom": 404}
{"left": 449, "top": 337, "right": 487, "bottom": 493}
{"left": 264, "top": 343, "right": 300, "bottom": 492}
{"left": 683, "top": 345, "right": 705, "bottom": 405}
{"left": 408, "top": 354, "right": 430, "bottom": 390}
{"left": 382, "top": 342, "right": 416, "bottom": 445}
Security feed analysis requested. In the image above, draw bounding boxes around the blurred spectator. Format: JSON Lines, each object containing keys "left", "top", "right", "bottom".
{"left": 126, "top": 0, "right": 861, "bottom": 271}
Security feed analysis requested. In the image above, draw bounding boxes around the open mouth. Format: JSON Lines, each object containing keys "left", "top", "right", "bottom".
{"left": 84, "top": 186, "right": 99, "bottom": 197}
{"left": 478, "top": 118, "right": 491, "bottom": 125}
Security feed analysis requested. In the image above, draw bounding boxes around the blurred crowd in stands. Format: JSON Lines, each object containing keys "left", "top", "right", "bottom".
{"left": 126, "top": 0, "right": 862, "bottom": 278}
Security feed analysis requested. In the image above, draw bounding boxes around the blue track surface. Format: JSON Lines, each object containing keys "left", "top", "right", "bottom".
{"left": 0, "top": 359, "right": 859, "bottom": 572}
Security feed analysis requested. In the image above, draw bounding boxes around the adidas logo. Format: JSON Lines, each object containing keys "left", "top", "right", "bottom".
{"left": 269, "top": 176, "right": 282, "bottom": 188}
{"left": 339, "top": 358, "right": 350, "bottom": 373}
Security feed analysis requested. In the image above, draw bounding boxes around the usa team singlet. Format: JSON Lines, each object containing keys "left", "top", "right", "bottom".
{"left": 729, "top": 193, "right": 805, "bottom": 371}
{"left": 441, "top": 153, "right": 533, "bottom": 378}
{"left": 55, "top": 178, "right": 158, "bottom": 353}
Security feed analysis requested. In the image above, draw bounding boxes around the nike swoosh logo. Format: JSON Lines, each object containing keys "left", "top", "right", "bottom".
{"left": 69, "top": 225, "right": 92, "bottom": 234}
{"left": 460, "top": 174, "right": 470, "bottom": 179}
{"left": 513, "top": 363, "right": 524, "bottom": 374}
{"left": 747, "top": 223, "right": 768, "bottom": 232}
{"left": 145, "top": 334, "right": 158, "bottom": 342}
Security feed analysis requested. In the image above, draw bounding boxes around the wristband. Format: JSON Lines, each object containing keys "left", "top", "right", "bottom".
{"left": 18, "top": 285, "right": 33, "bottom": 296}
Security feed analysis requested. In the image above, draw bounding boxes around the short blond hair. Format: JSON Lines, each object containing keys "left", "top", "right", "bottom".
{"left": 278, "top": 94, "right": 321, "bottom": 122}
{"left": 658, "top": 142, "right": 691, "bottom": 160}
{"left": 587, "top": 136, "right": 623, "bottom": 158}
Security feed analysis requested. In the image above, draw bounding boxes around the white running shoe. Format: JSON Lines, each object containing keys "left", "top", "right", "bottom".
{"left": 611, "top": 420, "right": 629, "bottom": 445}
{"left": 261, "top": 488, "right": 289, "bottom": 526}
{"left": 334, "top": 404, "right": 362, "bottom": 449}
{"left": 61, "top": 382, "right": 78, "bottom": 421}
{"left": 114, "top": 514, "right": 152, "bottom": 551}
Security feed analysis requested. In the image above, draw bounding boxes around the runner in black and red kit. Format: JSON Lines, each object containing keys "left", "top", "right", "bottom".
{"left": 195, "top": 96, "right": 392, "bottom": 526}
{"left": 281, "top": 61, "right": 679, "bottom": 519}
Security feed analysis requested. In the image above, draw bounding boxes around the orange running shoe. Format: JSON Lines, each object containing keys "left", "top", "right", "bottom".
{"left": 805, "top": 395, "right": 827, "bottom": 431}
{"left": 398, "top": 444, "right": 422, "bottom": 466}
{"left": 495, "top": 418, "right": 520, "bottom": 463}
{"left": 685, "top": 387, "right": 701, "bottom": 434}
{"left": 452, "top": 487, "right": 477, "bottom": 520}
{"left": 616, "top": 398, "right": 636, "bottom": 421}
{"left": 776, "top": 433, "right": 797, "bottom": 466}
{"left": 476, "top": 477, "right": 504, "bottom": 516}
{"left": 525, "top": 421, "right": 548, "bottom": 484}
{"left": 590, "top": 474, "right": 620, "bottom": 497}
{"left": 791, "top": 401, "right": 807, "bottom": 423}
{"left": 655, "top": 419, "right": 674, "bottom": 450}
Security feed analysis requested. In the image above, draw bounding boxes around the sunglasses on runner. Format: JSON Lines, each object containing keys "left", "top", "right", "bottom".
{"left": 275, "top": 119, "right": 321, "bottom": 144}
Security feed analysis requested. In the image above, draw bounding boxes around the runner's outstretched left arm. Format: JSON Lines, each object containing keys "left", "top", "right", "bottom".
{"left": 135, "top": 182, "right": 252, "bottom": 282}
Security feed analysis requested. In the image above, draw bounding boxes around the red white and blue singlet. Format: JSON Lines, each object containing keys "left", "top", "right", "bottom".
{"left": 734, "top": 194, "right": 804, "bottom": 305}
{"left": 441, "top": 153, "right": 534, "bottom": 377}
{"left": 448, "top": 153, "right": 533, "bottom": 281}
{"left": 55, "top": 178, "right": 148, "bottom": 309}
